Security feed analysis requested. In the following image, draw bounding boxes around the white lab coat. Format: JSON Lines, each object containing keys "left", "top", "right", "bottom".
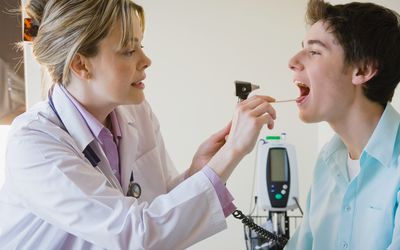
{"left": 0, "top": 85, "right": 227, "bottom": 250}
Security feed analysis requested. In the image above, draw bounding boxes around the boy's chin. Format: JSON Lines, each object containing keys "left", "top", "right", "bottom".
{"left": 299, "top": 112, "right": 320, "bottom": 124}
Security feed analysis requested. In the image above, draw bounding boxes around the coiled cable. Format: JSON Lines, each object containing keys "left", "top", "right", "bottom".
{"left": 233, "top": 209, "right": 289, "bottom": 249}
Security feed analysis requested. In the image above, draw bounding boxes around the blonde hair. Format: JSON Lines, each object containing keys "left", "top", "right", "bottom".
{"left": 25, "top": 0, "right": 144, "bottom": 85}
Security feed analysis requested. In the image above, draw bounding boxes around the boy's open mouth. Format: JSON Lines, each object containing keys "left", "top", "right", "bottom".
{"left": 295, "top": 81, "right": 310, "bottom": 103}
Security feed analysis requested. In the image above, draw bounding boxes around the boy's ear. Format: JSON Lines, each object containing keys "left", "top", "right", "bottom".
{"left": 70, "top": 53, "right": 92, "bottom": 80}
{"left": 352, "top": 62, "right": 378, "bottom": 86}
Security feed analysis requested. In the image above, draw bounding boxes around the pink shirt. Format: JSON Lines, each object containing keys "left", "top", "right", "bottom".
{"left": 201, "top": 166, "right": 236, "bottom": 217}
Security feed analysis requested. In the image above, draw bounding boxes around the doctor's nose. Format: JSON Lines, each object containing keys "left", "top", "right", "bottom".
{"left": 138, "top": 50, "right": 152, "bottom": 71}
{"left": 142, "top": 55, "right": 151, "bottom": 70}
{"left": 288, "top": 51, "right": 304, "bottom": 72}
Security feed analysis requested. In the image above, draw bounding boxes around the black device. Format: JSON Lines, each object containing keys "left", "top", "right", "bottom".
{"left": 235, "top": 80, "right": 260, "bottom": 101}
{"left": 267, "top": 148, "right": 291, "bottom": 208}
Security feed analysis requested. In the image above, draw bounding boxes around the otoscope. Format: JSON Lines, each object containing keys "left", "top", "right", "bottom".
{"left": 235, "top": 80, "right": 260, "bottom": 101}
{"left": 235, "top": 80, "right": 297, "bottom": 103}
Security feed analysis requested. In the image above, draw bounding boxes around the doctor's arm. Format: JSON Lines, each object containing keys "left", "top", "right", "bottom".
{"left": 7, "top": 123, "right": 226, "bottom": 250}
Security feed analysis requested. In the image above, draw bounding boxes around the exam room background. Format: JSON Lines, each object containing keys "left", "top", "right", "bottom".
{"left": 1, "top": 0, "right": 400, "bottom": 249}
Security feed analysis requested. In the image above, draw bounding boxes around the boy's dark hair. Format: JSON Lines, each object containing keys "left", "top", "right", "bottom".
{"left": 306, "top": 0, "right": 400, "bottom": 107}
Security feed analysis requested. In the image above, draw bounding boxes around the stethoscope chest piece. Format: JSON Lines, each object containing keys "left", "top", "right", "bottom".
{"left": 127, "top": 172, "right": 141, "bottom": 198}
{"left": 127, "top": 182, "right": 141, "bottom": 198}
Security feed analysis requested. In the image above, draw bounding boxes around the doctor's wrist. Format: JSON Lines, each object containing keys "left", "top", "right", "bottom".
{"left": 207, "top": 145, "right": 243, "bottom": 183}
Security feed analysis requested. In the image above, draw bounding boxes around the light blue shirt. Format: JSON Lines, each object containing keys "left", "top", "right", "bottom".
{"left": 286, "top": 103, "right": 400, "bottom": 250}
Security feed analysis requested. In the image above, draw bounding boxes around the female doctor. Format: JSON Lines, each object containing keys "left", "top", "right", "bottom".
{"left": 0, "top": 0, "right": 277, "bottom": 249}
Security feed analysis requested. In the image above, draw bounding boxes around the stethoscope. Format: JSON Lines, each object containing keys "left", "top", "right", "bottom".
{"left": 48, "top": 93, "right": 142, "bottom": 198}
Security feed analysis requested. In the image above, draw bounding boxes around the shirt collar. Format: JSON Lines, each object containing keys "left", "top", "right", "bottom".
{"left": 59, "top": 85, "right": 121, "bottom": 141}
{"left": 362, "top": 103, "right": 400, "bottom": 167}
{"left": 51, "top": 84, "right": 94, "bottom": 151}
{"left": 322, "top": 134, "right": 345, "bottom": 160}
{"left": 323, "top": 103, "right": 400, "bottom": 168}
{"left": 60, "top": 85, "right": 103, "bottom": 138}
{"left": 109, "top": 110, "right": 122, "bottom": 139}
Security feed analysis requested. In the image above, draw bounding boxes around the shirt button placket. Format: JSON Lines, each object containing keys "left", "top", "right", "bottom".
{"left": 340, "top": 185, "right": 355, "bottom": 250}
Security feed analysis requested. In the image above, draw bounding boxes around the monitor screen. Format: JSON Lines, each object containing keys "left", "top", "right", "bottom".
{"left": 269, "top": 148, "right": 288, "bottom": 182}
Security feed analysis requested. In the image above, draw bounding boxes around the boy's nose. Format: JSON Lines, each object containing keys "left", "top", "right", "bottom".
{"left": 288, "top": 52, "right": 304, "bottom": 72}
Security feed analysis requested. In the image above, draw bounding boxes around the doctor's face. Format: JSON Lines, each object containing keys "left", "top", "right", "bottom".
{"left": 87, "top": 14, "right": 151, "bottom": 106}
{"left": 288, "top": 21, "right": 356, "bottom": 124}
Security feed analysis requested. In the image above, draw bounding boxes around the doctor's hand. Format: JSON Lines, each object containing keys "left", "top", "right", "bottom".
{"left": 207, "top": 95, "right": 276, "bottom": 182}
{"left": 188, "top": 122, "right": 231, "bottom": 177}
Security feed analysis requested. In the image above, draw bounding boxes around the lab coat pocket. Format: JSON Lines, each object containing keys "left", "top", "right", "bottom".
{"left": 133, "top": 146, "right": 166, "bottom": 201}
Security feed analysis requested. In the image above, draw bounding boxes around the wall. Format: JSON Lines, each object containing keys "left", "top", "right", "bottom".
{"left": 0, "top": 125, "right": 10, "bottom": 187}
{"left": 0, "top": 0, "right": 23, "bottom": 186}
{"left": 0, "top": 0, "right": 25, "bottom": 121}
{"left": 0, "top": 0, "right": 24, "bottom": 79}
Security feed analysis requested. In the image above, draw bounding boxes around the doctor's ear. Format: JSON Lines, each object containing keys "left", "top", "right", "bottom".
{"left": 351, "top": 61, "right": 378, "bottom": 86}
{"left": 70, "top": 53, "right": 92, "bottom": 80}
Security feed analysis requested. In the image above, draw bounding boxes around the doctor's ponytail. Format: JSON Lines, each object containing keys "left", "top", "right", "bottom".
{"left": 24, "top": 0, "right": 145, "bottom": 86}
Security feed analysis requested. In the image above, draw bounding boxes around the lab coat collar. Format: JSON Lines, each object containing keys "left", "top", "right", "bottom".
{"left": 52, "top": 84, "right": 124, "bottom": 193}
{"left": 51, "top": 84, "right": 94, "bottom": 152}
{"left": 115, "top": 105, "right": 139, "bottom": 194}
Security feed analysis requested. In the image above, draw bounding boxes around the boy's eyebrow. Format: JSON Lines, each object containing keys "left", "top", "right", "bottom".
{"left": 302, "top": 39, "right": 330, "bottom": 49}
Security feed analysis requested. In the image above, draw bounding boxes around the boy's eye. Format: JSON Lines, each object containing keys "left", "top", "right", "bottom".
{"left": 309, "top": 50, "right": 320, "bottom": 56}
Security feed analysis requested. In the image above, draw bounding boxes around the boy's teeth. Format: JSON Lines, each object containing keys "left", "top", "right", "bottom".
{"left": 296, "top": 82, "right": 306, "bottom": 87}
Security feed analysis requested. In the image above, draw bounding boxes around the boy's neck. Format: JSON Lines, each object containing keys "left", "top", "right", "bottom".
{"left": 329, "top": 100, "right": 384, "bottom": 160}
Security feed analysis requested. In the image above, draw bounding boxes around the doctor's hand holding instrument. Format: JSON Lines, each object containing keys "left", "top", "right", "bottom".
{"left": 192, "top": 94, "right": 277, "bottom": 183}
{"left": 0, "top": 0, "right": 279, "bottom": 250}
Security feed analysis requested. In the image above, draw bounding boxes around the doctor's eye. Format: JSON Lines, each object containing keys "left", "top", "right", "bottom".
{"left": 122, "top": 44, "right": 144, "bottom": 56}
{"left": 123, "top": 49, "right": 136, "bottom": 56}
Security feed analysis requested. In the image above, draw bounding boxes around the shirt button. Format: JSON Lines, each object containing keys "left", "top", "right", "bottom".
{"left": 345, "top": 206, "right": 351, "bottom": 212}
{"left": 342, "top": 241, "right": 349, "bottom": 248}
